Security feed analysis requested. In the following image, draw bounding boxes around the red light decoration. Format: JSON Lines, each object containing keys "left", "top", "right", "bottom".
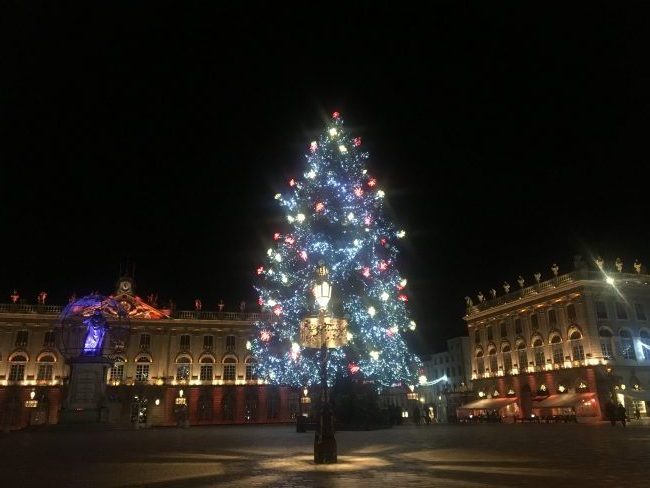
{"left": 273, "top": 232, "right": 281, "bottom": 240}
{"left": 272, "top": 304, "right": 282, "bottom": 316}
{"left": 361, "top": 267, "right": 371, "bottom": 278}
{"left": 397, "top": 281, "right": 406, "bottom": 291}
{"left": 257, "top": 297, "right": 264, "bottom": 306}
{"left": 354, "top": 187, "right": 364, "bottom": 197}
{"left": 364, "top": 215, "right": 372, "bottom": 226}
{"left": 315, "top": 202, "right": 325, "bottom": 212}
{"left": 386, "top": 328, "right": 394, "bottom": 337}
{"left": 398, "top": 294, "right": 408, "bottom": 302}
{"left": 332, "top": 111, "right": 340, "bottom": 119}
{"left": 310, "top": 141, "right": 318, "bottom": 153}
{"left": 260, "top": 330, "right": 271, "bottom": 342}
{"left": 256, "top": 266, "right": 264, "bottom": 275}
{"left": 348, "top": 362, "right": 360, "bottom": 374}
{"left": 380, "top": 238, "right": 387, "bottom": 246}
{"left": 378, "top": 260, "right": 388, "bottom": 271}
{"left": 353, "top": 137, "right": 362, "bottom": 147}
{"left": 289, "top": 178, "right": 296, "bottom": 187}
{"left": 284, "top": 236, "right": 295, "bottom": 245}
{"left": 368, "top": 178, "right": 377, "bottom": 187}
{"left": 299, "top": 250, "right": 308, "bottom": 261}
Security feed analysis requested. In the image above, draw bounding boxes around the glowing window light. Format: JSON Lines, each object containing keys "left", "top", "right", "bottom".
{"left": 368, "top": 306, "right": 376, "bottom": 317}
{"left": 296, "top": 213, "right": 306, "bottom": 223}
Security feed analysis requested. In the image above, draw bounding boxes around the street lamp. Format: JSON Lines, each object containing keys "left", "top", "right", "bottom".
{"left": 299, "top": 263, "right": 347, "bottom": 464}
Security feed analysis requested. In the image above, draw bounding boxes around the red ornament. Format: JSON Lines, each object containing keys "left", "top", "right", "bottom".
{"left": 273, "top": 232, "right": 281, "bottom": 240}
{"left": 364, "top": 215, "right": 372, "bottom": 226}
{"left": 332, "top": 111, "right": 340, "bottom": 119}
{"left": 353, "top": 137, "right": 362, "bottom": 147}
{"left": 284, "top": 235, "right": 295, "bottom": 245}
{"left": 289, "top": 178, "right": 296, "bottom": 187}
{"left": 348, "top": 362, "right": 360, "bottom": 374}
{"left": 299, "top": 250, "right": 308, "bottom": 261}
{"left": 368, "top": 178, "right": 377, "bottom": 187}
{"left": 354, "top": 187, "right": 364, "bottom": 197}
{"left": 260, "top": 330, "right": 271, "bottom": 342}
{"left": 257, "top": 297, "right": 264, "bottom": 306}
{"left": 272, "top": 304, "right": 282, "bottom": 316}
{"left": 398, "top": 294, "right": 408, "bottom": 302}
{"left": 386, "top": 328, "right": 394, "bottom": 337}
{"left": 378, "top": 260, "right": 388, "bottom": 271}
{"left": 361, "top": 267, "right": 371, "bottom": 278}
{"left": 380, "top": 238, "right": 387, "bottom": 246}
{"left": 256, "top": 266, "right": 264, "bottom": 275}
{"left": 315, "top": 202, "right": 325, "bottom": 212}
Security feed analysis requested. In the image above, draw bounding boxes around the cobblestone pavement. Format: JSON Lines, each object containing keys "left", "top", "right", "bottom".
{"left": 2, "top": 422, "right": 649, "bottom": 488}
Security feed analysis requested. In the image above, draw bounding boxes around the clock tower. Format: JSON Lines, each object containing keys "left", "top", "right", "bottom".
{"left": 116, "top": 276, "right": 134, "bottom": 296}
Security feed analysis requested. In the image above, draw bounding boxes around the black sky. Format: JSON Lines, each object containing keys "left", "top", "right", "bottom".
{"left": 2, "top": 2, "right": 649, "bottom": 354}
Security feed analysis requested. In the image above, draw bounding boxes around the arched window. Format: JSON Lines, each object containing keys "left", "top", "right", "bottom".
{"left": 550, "top": 334, "right": 564, "bottom": 364}
{"left": 176, "top": 356, "right": 192, "bottom": 381}
{"left": 516, "top": 340, "right": 527, "bottom": 370}
{"left": 245, "top": 357, "right": 257, "bottom": 381}
{"left": 599, "top": 327, "right": 614, "bottom": 359}
{"left": 200, "top": 356, "right": 214, "bottom": 381}
{"left": 135, "top": 355, "right": 151, "bottom": 382}
{"left": 110, "top": 357, "right": 126, "bottom": 382}
{"left": 488, "top": 346, "right": 498, "bottom": 373}
{"left": 619, "top": 329, "right": 636, "bottom": 360}
{"left": 9, "top": 354, "right": 27, "bottom": 382}
{"left": 37, "top": 354, "right": 56, "bottom": 381}
{"left": 640, "top": 330, "right": 650, "bottom": 361}
{"left": 223, "top": 357, "right": 237, "bottom": 381}
{"left": 569, "top": 330, "right": 582, "bottom": 340}
{"left": 569, "top": 328, "right": 585, "bottom": 361}
{"left": 532, "top": 337, "right": 545, "bottom": 367}
{"left": 501, "top": 342, "right": 512, "bottom": 373}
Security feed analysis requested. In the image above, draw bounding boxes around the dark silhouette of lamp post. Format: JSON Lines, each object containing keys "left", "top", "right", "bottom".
{"left": 300, "top": 263, "right": 347, "bottom": 464}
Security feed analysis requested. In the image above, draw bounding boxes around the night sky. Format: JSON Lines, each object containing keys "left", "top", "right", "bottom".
{"left": 2, "top": 3, "right": 648, "bottom": 354}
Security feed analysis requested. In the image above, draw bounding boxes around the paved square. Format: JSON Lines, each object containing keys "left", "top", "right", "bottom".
{"left": 2, "top": 422, "right": 648, "bottom": 487}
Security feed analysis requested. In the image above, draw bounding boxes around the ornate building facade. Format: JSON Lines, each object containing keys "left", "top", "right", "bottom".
{"left": 461, "top": 262, "right": 650, "bottom": 421}
{"left": 0, "top": 278, "right": 299, "bottom": 430}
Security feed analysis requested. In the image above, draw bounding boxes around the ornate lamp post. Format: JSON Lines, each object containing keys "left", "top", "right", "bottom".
{"left": 299, "top": 263, "right": 347, "bottom": 464}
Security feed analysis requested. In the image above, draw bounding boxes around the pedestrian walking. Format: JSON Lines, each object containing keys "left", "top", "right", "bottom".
{"left": 605, "top": 400, "right": 616, "bottom": 426}
{"left": 634, "top": 407, "right": 641, "bottom": 420}
{"left": 617, "top": 403, "right": 627, "bottom": 427}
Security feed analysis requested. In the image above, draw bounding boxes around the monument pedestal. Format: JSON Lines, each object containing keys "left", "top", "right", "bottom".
{"left": 60, "top": 356, "right": 112, "bottom": 424}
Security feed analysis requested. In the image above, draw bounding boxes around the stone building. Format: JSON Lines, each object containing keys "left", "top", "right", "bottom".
{"left": 460, "top": 259, "right": 650, "bottom": 422}
{"left": 0, "top": 277, "right": 298, "bottom": 430}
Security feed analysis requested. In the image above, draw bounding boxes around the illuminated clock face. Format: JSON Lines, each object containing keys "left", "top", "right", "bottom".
{"left": 119, "top": 281, "right": 131, "bottom": 293}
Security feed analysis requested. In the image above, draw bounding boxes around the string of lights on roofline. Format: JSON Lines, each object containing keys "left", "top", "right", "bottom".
{"left": 465, "top": 255, "right": 649, "bottom": 308}
{"left": 250, "top": 112, "right": 422, "bottom": 389}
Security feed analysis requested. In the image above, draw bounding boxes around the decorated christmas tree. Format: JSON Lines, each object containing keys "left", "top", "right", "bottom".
{"left": 251, "top": 112, "right": 421, "bottom": 388}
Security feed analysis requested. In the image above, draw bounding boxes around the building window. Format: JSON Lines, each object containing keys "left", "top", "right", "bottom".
{"left": 595, "top": 301, "right": 608, "bottom": 319}
{"left": 43, "top": 331, "right": 56, "bottom": 347}
{"left": 180, "top": 334, "right": 191, "bottom": 351}
{"left": 532, "top": 338, "right": 545, "bottom": 367}
{"left": 203, "top": 335, "right": 214, "bottom": 350}
{"left": 9, "top": 355, "right": 27, "bottom": 382}
{"left": 572, "top": 342, "right": 585, "bottom": 361}
{"left": 135, "top": 357, "right": 151, "bottom": 382}
{"left": 139, "top": 334, "right": 151, "bottom": 350}
{"left": 245, "top": 358, "right": 257, "bottom": 380}
{"left": 615, "top": 302, "right": 628, "bottom": 320}
{"left": 37, "top": 354, "right": 56, "bottom": 381}
{"left": 619, "top": 330, "right": 636, "bottom": 360}
{"left": 566, "top": 304, "right": 577, "bottom": 322}
{"left": 176, "top": 357, "right": 191, "bottom": 381}
{"left": 223, "top": 358, "right": 237, "bottom": 381}
{"left": 518, "top": 349, "right": 527, "bottom": 370}
{"left": 226, "top": 335, "right": 236, "bottom": 352}
{"left": 515, "top": 318, "right": 522, "bottom": 335}
{"left": 640, "top": 330, "right": 650, "bottom": 360}
{"left": 500, "top": 322, "right": 507, "bottom": 338}
{"left": 474, "top": 330, "right": 480, "bottom": 343}
{"left": 599, "top": 328, "right": 614, "bottom": 359}
{"left": 530, "top": 314, "right": 539, "bottom": 332}
{"left": 488, "top": 350, "right": 497, "bottom": 373}
{"left": 503, "top": 352, "right": 512, "bottom": 372}
{"left": 200, "top": 363, "right": 213, "bottom": 381}
{"left": 552, "top": 344, "right": 564, "bottom": 365}
{"left": 487, "top": 326, "right": 493, "bottom": 341}
{"left": 15, "top": 330, "right": 29, "bottom": 347}
{"left": 110, "top": 362, "right": 125, "bottom": 382}
{"left": 635, "top": 304, "right": 647, "bottom": 321}
{"left": 548, "top": 309, "right": 557, "bottom": 328}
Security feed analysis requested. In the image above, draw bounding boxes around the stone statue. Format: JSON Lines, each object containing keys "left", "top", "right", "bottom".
{"left": 82, "top": 309, "right": 108, "bottom": 356}
{"left": 517, "top": 276, "right": 525, "bottom": 288}
{"left": 464, "top": 296, "right": 473, "bottom": 307}
{"left": 551, "top": 263, "right": 559, "bottom": 276}
{"left": 534, "top": 272, "right": 541, "bottom": 283}
{"left": 490, "top": 289, "right": 497, "bottom": 299}
{"left": 615, "top": 257, "right": 623, "bottom": 272}
{"left": 503, "top": 282, "right": 510, "bottom": 293}
{"left": 477, "top": 291, "right": 485, "bottom": 303}
{"left": 595, "top": 256, "right": 605, "bottom": 270}
{"left": 634, "top": 260, "right": 642, "bottom": 274}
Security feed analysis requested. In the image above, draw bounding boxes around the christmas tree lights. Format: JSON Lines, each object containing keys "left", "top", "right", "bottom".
{"left": 251, "top": 113, "right": 421, "bottom": 388}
